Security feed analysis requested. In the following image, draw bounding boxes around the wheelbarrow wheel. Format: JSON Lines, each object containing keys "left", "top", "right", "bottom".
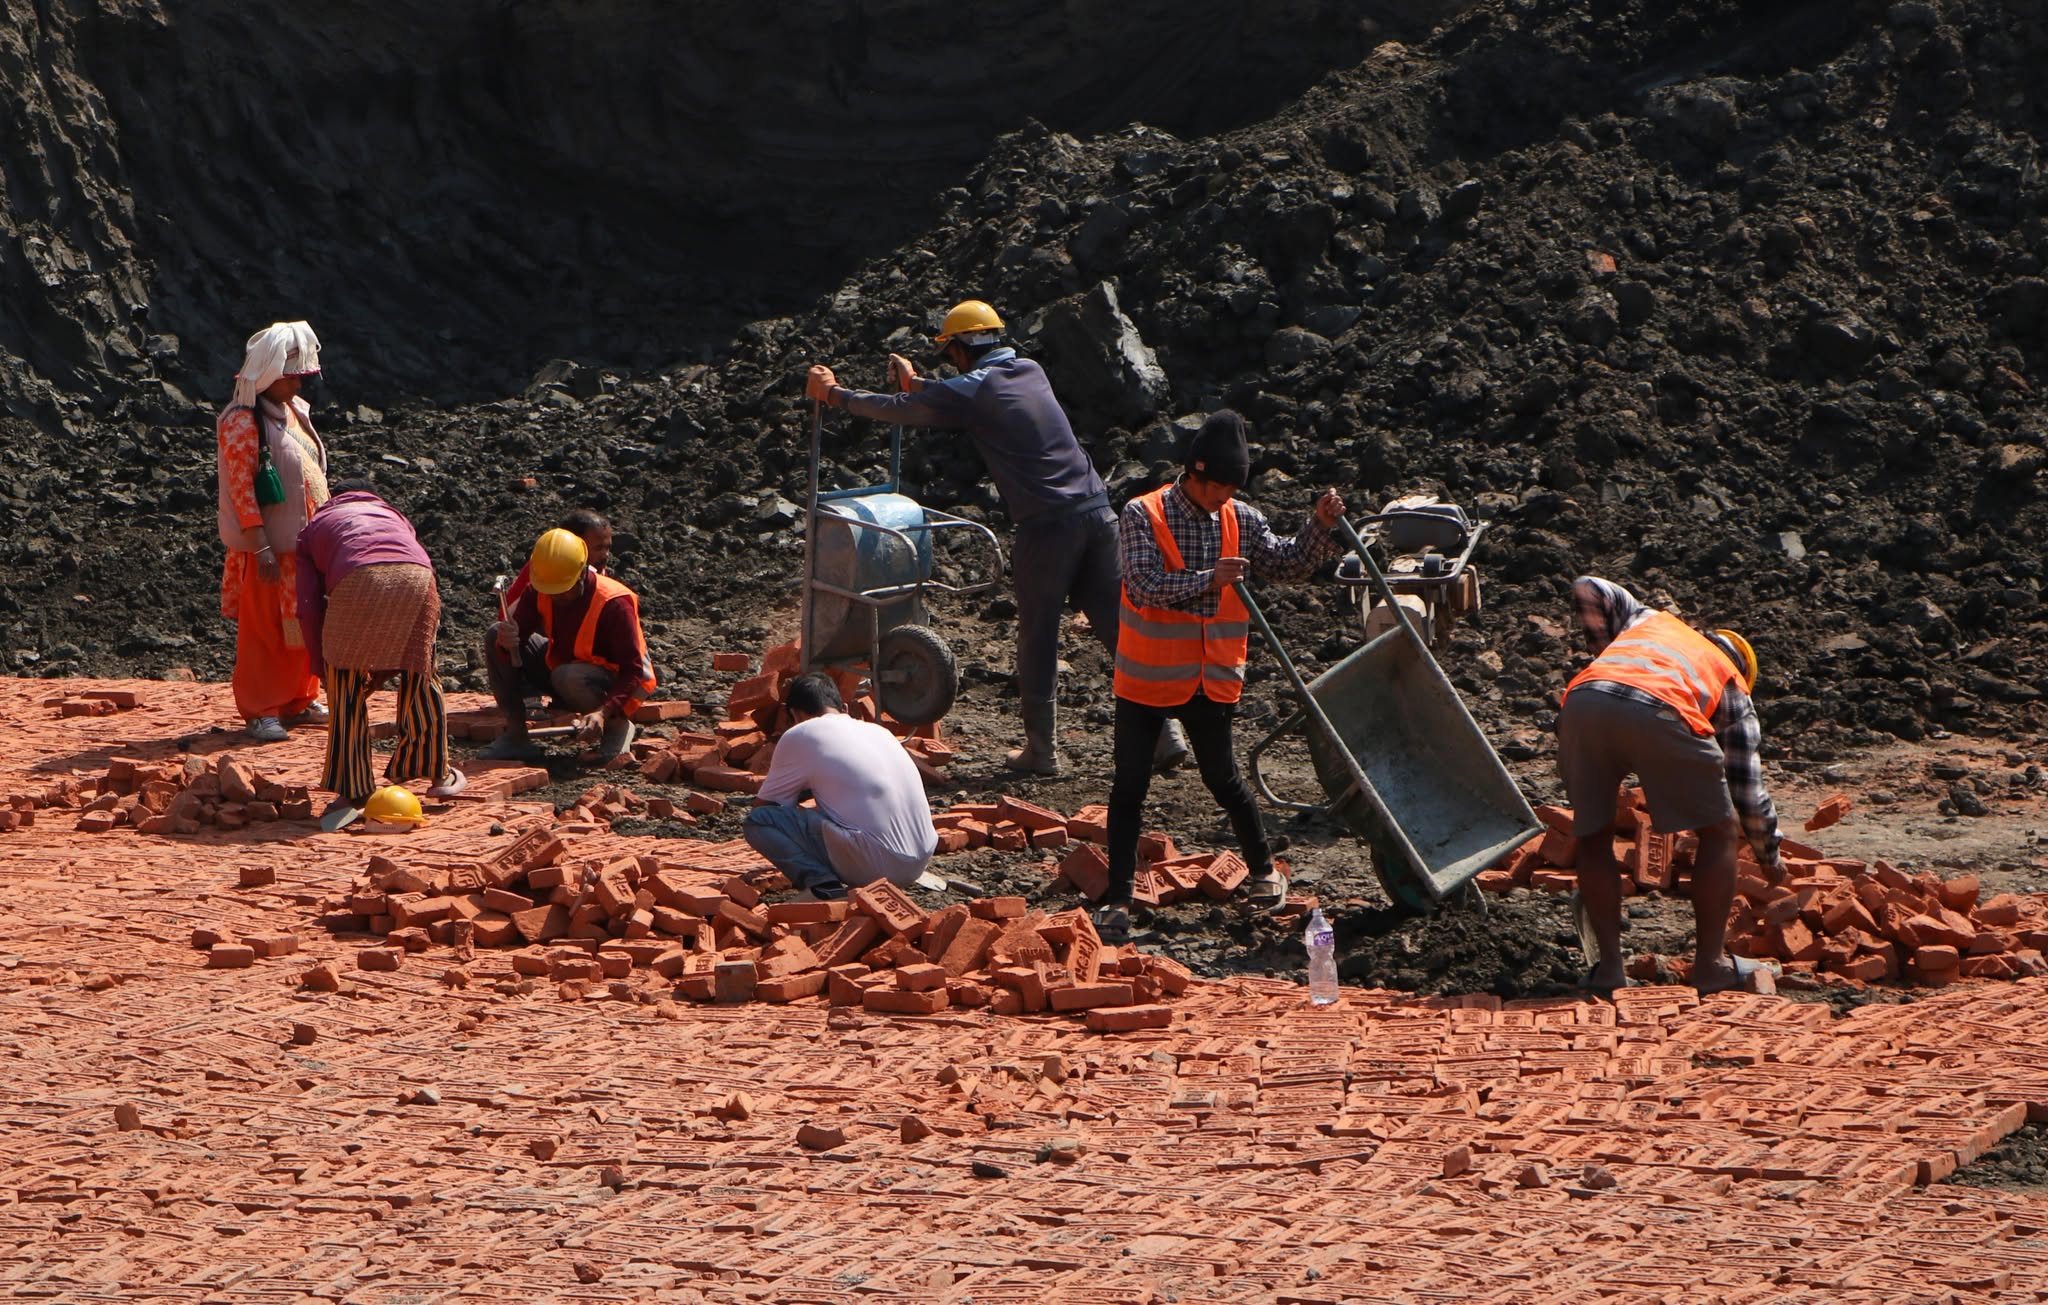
{"left": 875, "top": 624, "right": 957, "bottom": 726}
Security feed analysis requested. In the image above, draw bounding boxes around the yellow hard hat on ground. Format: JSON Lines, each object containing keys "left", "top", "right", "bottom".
{"left": 934, "top": 299, "right": 1005, "bottom": 345}
{"left": 528, "top": 528, "right": 589, "bottom": 595}
{"left": 1710, "top": 628, "right": 1758, "bottom": 692}
{"left": 363, "top": 784, "right": 426, "bottom": 830}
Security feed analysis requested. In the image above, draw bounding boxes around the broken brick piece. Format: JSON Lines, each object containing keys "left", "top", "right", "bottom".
{"left": 850, "top": 880, "right": 926, "bottom": 937}
{"left": 1084, "top": 1003, "right": 1172, "bottom": 1033}
{"left": 1055, "top": 843, "right": 1110, "bottom": 902}
{"left": 206, "top": 943, "right": 257, "bottom": 969}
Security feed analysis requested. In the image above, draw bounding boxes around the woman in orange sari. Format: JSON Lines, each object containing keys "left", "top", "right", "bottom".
{"left": 216, "top": 321, "right": 332, "bottom": 742}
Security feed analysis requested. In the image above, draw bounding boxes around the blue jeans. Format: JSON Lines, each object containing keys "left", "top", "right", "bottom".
{"left": 742, "top": 804, "right": 843, "bottom": 893}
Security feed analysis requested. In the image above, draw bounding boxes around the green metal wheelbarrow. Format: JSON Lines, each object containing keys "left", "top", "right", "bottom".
{"left": 1240, "top": 517, "right": 1541, "bottom": 913}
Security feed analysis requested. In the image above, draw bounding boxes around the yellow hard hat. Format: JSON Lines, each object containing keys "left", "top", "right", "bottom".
{"left": 528, "top": 528, "right": 589, "bottom": 595}
{"left": 1711, "top": 629, "right": 1758, "bottom": 692}
{"left": 363, "top": 784, "right": 426, "bottom": 829}
{"left": 933, "top": 299, "right": 1005, "bottom": 345}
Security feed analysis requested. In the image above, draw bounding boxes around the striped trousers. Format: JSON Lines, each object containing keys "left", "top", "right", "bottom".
{"left": 323, "top": 667, "right": 448, "bottom": 802}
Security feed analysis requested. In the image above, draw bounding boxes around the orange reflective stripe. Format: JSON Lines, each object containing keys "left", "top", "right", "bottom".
{"left": 1114, "top": 487, "right": 1250, "bottom": 706}
{"left": 1563, "top": 610, "right": 1735, "bottom": 735}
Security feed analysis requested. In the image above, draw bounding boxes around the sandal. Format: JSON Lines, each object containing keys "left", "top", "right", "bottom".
{"left": 1694, "top": 953, "right": 1775, "bottom": 997}
{"left": 424, "top": 768, "right": 468, "bottom": 799}
{"left": 1092, "top": 904, "right": 1132, "bottom": 946}
{"left": 1246, "top": 869, "right": 1288, "bottom": 910}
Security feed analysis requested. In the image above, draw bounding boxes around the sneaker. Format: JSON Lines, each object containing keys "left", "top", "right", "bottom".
{"left": 319, "top": 798, "right": 365, "bottom": 833}
{"left": 1093, "top": 903, "right": 1132, "bottom": 945}
{"left": 246, "top": 716, "right": 288, "bottom": 743}
{"left": 284, "top": 701, "right": 330, "bottom": 727}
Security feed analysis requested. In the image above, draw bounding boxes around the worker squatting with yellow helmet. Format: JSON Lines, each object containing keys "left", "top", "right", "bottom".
{"left": 480, "top": 528, "right": 657, "bottom": 763}
{"left": 1560, "top": 575, "right": 1784, "bottom": 997}
{"left": 806, "top": 301, "right": 1190, "bottom": 777}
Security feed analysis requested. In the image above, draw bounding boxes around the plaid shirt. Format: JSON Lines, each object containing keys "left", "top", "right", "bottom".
{"left": 1571, "top": 576, "right": 1782, "bottom": 867}
{"left": 1120, "top": 481, "right": 1340, "bottom": 616}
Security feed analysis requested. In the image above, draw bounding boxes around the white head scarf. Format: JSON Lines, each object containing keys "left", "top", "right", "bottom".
{"left": 229, "top": 321, "right": 323, "bottom": 411}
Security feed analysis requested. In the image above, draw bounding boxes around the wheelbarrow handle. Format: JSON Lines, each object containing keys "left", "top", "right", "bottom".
{"left": 1331, "top": 514, "right": 1429, "bottom": 653}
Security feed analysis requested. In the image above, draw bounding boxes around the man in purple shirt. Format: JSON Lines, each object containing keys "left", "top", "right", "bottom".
{"left": 807, "top": 299, "right": 1190, "bottom": 776}
{"left": 296, "top": 482, "right": 462, "bottom": 831}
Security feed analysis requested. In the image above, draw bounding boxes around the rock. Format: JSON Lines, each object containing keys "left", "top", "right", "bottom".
{"left": 1565, "top": 290, "right": 1620, "bottom": 347}
{"left": 1804, "top": 312, "right": 1879, "bottom": 371}
{"left": 1265, "top": 327, "right": 1333, "bottom": 370}
{"left": 1032, "top": 280, "right": 1170, "bottom": 426}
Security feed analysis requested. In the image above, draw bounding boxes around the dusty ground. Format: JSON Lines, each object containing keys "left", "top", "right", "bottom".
{"left": 6, "top": 677, "right": 2048, "bottom": 1303}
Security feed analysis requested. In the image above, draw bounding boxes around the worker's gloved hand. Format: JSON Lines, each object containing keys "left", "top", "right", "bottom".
{"left": 887, "top": 353, "right": 918, "bottom": 392}
{"left": 1313, "top": 488, "right": 1346, "bottom": 529}
{"left": 805, "top": 365, "right": 838, "bottom": 403}
{"left": 571, "top": 711, "right": 606, "bottom": 744}
{"left": 1209, "top": 555, "right": 1249, "bottom": 591}
{"left": 255, "top": 546, "right": 281, "bottom": 583}
{"left": 490, "top": 620, "right": 519, "bottom": 658}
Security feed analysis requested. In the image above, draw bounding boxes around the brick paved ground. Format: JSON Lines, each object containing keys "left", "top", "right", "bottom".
{"left": 5, "top": 678, "right": 2048, "bottom": 1302}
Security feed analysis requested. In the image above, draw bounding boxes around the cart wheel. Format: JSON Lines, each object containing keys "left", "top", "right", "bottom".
{"left": 1369, "top": 840, "right": 1438, "bottom": 915}
{"left": 875, "top": 624, "right": 957, "bottom": 725}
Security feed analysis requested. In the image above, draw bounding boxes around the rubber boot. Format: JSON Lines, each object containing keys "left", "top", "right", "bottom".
{"left": 1003, "top": 698, "right": 1061, "bottom": 775}
{"left": 1153, "top": 717, "right": 1191, "bottom": 774}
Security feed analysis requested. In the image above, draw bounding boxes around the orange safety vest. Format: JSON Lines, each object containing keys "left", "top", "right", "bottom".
{"left": 1113, "top": 487, "right": 1250, "bottom": 707}
{"left": 1563, "top": 610, "right": 1736, "bottom": 736}
{"left": 537, "top": 573, "right": 656, "bottom": 709}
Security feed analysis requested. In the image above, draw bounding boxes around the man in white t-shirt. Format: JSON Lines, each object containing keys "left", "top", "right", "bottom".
{"left": 742, "top": 672, "right": 939, "bottom": 899}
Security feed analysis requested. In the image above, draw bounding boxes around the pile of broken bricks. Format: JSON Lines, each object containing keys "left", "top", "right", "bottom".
{"left": 43, "top": 687, "right": 142, "bottom": 718}
{"left": 1478, "top": 789, "right": 2048, "bottom": 985}
{"left": 616, "top": 640, "right": 954, "bottom": 794}
{"left": 305, "top": 822, "right": 1195, "bottom": 1029}
{"left": 4, "top": 754, "right": 313, "bottom": 834}
{"left": 4, "top": 750, "right": 555, "bottom": 836}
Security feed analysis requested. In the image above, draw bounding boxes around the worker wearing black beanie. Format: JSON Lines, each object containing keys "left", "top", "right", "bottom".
{"left": 1184, "top": 409, "right": 1253, "bottom": 487}
{"left": 1096, "top": 408, "right": 1348, "bottom": 942}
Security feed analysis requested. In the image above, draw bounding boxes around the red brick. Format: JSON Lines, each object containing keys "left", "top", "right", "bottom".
{"left": 206, "top": 943, "right": 256, "bottom": 969}
{"left": 757, "top": 971, "right": 828, "bottom": 1002}
{"left": 970, "top": 896, "right": 1027, "bottom": 920}
{"left": 234, "top": 863, "right": 275, "bottom": 887}
{"left": 1912, "top": 943, "right": 1960, "bottom": 972}
{"left": 815, "top": 915, "right": 883, "bottom": 968}
{"left": 936, "top": 918, "right": 1001, "bottom": 977}
{"left": 1804, "top": 793, "right": 1852, "bottom": 832}
{"left": 1199, "top": 851, "right": 1249, "bottom": 899}
{"left": 896, "top": 962, "right": 948, "bottom": 991}
{"left": 712, "top": 652, "right": 750, "bottom": 672}
{"left": 826, "top": 964, "right": 871, "bottom": 1005}
{"left": 713, "top": 959, "right": 758, "bottom": 1003}
{"left": 757, "top": 936, "right": 820, "bottom": 978}
{"left": 851, "top": 880, "right": 926, "bottom": 936}
{"left": 863, "top": 986, "right": 949, "bottom": 1015}
{"left": 1065, "top": 803, "right": 1109, "bottom": 843}
{"left": 357, "top": 948, "right": 403, "bottom": 972}
{"left": 1084, "top": 1003, "right": 1172, "bottom": 1033}
{"left": 1938, "top": 875, "right": 1981, "bottom": 912}
{"left": 694, "top": 767, "right": 762, "bottom": 794}
{"left": 921, "top": 903, "right": 970, "bottom": 959}
{"left": 1056, "top": 843, "right": 1110, "bottom": 901}
{"left": 510, "top": 903, "right": 570, "bottom": 945}
{"left": 995, "top": 796, "right": 1068, "bottom": 832}
{"left": 1137, "top": 831, "right": 1176, "bottom": 862}
{"left": 765, "top": 899, "right": 848, "bottom": 926}
{"left": 796, "top": 1120, "right": 847, "bottom": 1150}
{"left": 241, "top": 933, "right": 299, "bottom": 958}
{"left": 629, "top": 700, "right": 693, "bottom": 722}
{"left": 1048, "top": 981, "right": 1135, "bottom": 1011}
{"left": 1028, "top": 825, "right": 1070, "bottom": 851}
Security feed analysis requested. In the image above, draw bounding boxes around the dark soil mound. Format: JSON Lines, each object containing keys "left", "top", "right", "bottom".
{"left": 2, "top": 0, "right": 2045, "bottom": 770}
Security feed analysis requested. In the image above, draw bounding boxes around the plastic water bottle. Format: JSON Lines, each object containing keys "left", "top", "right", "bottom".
{"left": 1305, "top": 907, "right": 1339, "bottom": 1005}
